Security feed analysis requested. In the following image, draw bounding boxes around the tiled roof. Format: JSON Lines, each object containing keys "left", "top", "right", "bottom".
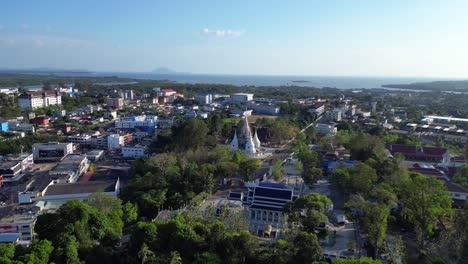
{"left": 391, "top": 144, "right": 417, "bottom": 153}
{"left": 445, "top": 182, "right": 468, "bottom": 193}
{"left": 254, "top": 186, "right": 293, "bottom": 200}
{"left": 422, "top": 147, "right": 448, "bottom": 155}
{"left": 45, "top": 180, "right": 116, "bottom": 196}
{"left": 250, "top": 204, "right": 284, "bottom": 212}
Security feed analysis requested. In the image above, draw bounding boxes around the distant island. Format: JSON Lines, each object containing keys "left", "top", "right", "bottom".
{"left": 151, "top": 67, "right": 189, "bottom": 75}
{"left": 291, "top": 80, "right": 310, "bottom": 83}
{"left": 383, "top": 80, "right": 468, "bottom": 92}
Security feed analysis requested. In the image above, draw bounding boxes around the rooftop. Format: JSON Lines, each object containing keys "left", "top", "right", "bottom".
{"left": 44, "top": 180, "right": 117, "bottom": 196}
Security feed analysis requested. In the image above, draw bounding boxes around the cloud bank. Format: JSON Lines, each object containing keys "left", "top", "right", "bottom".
{"left": 201, "top": 28, "right": 245, "bottom": 38}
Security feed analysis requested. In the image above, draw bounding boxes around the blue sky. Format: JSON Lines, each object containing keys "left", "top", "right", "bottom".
{"left": 1, "top": 0, "right": 468, "bottom": 77}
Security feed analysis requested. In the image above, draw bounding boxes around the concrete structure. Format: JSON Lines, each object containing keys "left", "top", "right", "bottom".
{"left": 124, "top": 90, "right": 134, "bottom": 100}
{"left": 232, "top": 93, "right": 254, "bottom": 104}
{"left": 104, "top": 110, "right": 118, "bottom": 120}
{"left": 115, "top": 115, "right": 158, "bottom": 132}
{"left": 0, "top": 87, "right": 18, "bottom": 95}
{"left": 107, "top": 98, "right": 124, "bottom": 109}
{"left": 390, "top": 144, "right": 451, "bottom": 166}
{"left": 195, "top": 92, "right": 213, "bottom": 105}
{"left": 316, "top": 123, "right": 337, "bottom": 135}
{"left": 122, "top": 146, "right": 147, "bottom": 158}
{"left": 108, "top": 134, "right": 124, "bottom": 149}
{"left": 229, "top": 115, "right": 261, "bottom": 157}
{"left": 0, "top": 121, "right": 8, "bottom": 132}
{"left": 18, "top": 91, "right": 62, "bottom": 109}
{"left": 252, "top": 105, "right": 280, "bottom": 115}
{"left": 36, "top": 179, "right": 120, "bottom": 204}
{"left": 325, "top": 109, "right": 342, "bottom": 122}
{"left": 49, "top": 154, "right": 88, "bottom": 183}
{"left": 7, "top": 121, "right": 35, "bottom": 133}
{"left": 32, "top": 142, "right": 73, "bottom": 162}
{"left": 0, "top": 154, "right": 34, "bottom": 181}
{"left": 308, "top": 102, "right": 325, "bottom": 115}
{"left": 445, "top": 182, "right": 468, "bottom": 208}
{"left": 86, "top": 150, "right": 105, "bottom": 161}
{"left": 30, "top": 116, "right": 50, "bottom": 126}
{"left": 239, "top": 183, "right": 295, "bottom": 238}
{"left": 0, "top": 211, "right": 37, "bottom": 243}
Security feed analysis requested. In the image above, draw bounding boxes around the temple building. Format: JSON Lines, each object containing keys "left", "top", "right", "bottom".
{"left": 230, "top": 116, "right": 261, "bottom": 157}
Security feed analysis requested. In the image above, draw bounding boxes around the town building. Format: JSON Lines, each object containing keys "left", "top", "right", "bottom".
{"left": 390, "top": 144, "right": 451, "bottom": 166}
{"left": 232, "top": 93, "right": 254, "bottom": 104}
{"left": 0, "top": 121, "right": 8, "bottom": 132}
{"left": 86, "top": 150, "right": 105, "bottom": 162}
{"left": 115, "top": 115, "right": 158, "bottom": 132}
{"left": 229, "top": 115, "right": 261, "bottom": 157}
{"left": 308, "top": 102, "right": 325, "bottom": 115}
{"left": 252, "top": 105, "right": 280, "bottom": 115}
{"left": 107, "top": 98, "right": 124, "bottom": 109}
{"left": 0, "top": 87, "right": 19, "bottom": 95}
{"left": 316, "top": 123, "right": 337, "bottom": 135}
{"left": 324, "top": 109, "right": 342, "bottom": 122}
{"left": 445, "top": 182, "right": 468, "bottom": 208}
{"left": 35, "top": 179, "right": 120, "bottom": 205}
{"left": 7, "top": 121, "right": 35, "bottom": 133}
{"left": 0, "top": 154, "right": 34, "bottom": 182}
{"left": 237, "top": 182, "right": 295, "bottom": 238}
{"left": 32, "top": 142, "right": 73, "bottom": 162}
{"left": 104, "top": 110, "right": 118, "bottom": 120}
{"left": 49, "top": 154, "right": 88, "bottom": 183}
{"left": 30, "top": 116, "right": 50, "bottom": 126}
{"left": 195, "top": 92, "right": 213, "bottom": 105}
{"left": 0, "top": 209, "right": 37, "bottom": 244}
{"left": 122, "top": 145, "right": 147, "bottom": 158}
{"left": 108, "top": 134, "right": 125, "bottom": 149}
{"left": 18, "top": 91, "right": 62, "bottom": 109}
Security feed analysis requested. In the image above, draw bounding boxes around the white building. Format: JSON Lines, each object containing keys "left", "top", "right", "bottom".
{"left": 232, "top": 93, "right": 254, "bottom": 104}
{"left": 325, "top": 109, "right": 342, "bottom": 122}
{"left": 108, "top": 134, "right": 124, "bottom": 149}
{"left": 308, "top": 102, "right": 325, "bottom": 115}
{"left": 32, "top": 142, "right": 73, "bottom": 162}
{"left": 122, "top": 146, "right": 147, "bottom": 158}
{"left": 229, "top": 115, "right": 261, "bottom": 157}
{"left": 252, "top": 105, "right": 280, "bottom": 115}
{"left": 18, "top": 91, "right": 62, "bottom": 109}
{"left": 67, "top": 134, "right": 92, "bottom": 145}
{"left": 229, "top": 183, "right": 295, "bottom": 238}
{"left": 0, "top": 87, "right": 19, "bottom": 95}
{"left": 115, "top": 115, "right": 157, "bottom": 132}
{"left": 8, "top": 121, "right": 35, "bottom": 133}
{"left": 195, "top": 93, "right": 213, "bottom": 105}
{"left": 316, "top": 123, "right": 337, "bottom": 136}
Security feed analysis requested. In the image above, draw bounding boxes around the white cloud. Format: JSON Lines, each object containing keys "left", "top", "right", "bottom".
{"left": 35, "top": 39, "right": 45, "bottom": 47}
{"left": 201, "top": 28, "right": 245, "bottom": 38}
{"left": 20, "top": 24, "right": 30, "bottom": 30}
{"left": 0, "top": 38, "right": 15, "bottom": 46}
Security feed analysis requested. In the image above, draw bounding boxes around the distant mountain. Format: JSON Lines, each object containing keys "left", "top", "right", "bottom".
{"left": 382, "top": 80, "right": 468, "bottom": 92}
{"left": 152, "top": 67, "right": 177, "bottom": 74}
{"left": 151, "top": 67, "right": 189, "bottom": 75}
{"left": 0, "top": 68, "right": 93, "bottom": 74}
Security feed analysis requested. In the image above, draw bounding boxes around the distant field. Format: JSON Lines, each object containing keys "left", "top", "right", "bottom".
{"left": 249, "top": 115, "right": 278, "bottom": 122}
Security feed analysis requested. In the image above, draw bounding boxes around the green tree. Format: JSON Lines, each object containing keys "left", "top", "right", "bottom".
{"left": 399, "top": 173, "right": 453, "bottom": 251}
{"left": 272, "top": 159, "right": 284, "bottom": 182}
{"left": 239, "top": 159, "right": 261, "bottom": 181}
{"left": 290, "top": 232, "right": 323, "bottom": 263}
{"left": 453, "top": 164, "right": 468, "bottom": 188}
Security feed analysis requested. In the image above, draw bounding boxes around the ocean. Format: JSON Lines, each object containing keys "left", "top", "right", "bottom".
{"left": 96, "top": 72, "right": 450, "bottom": 89}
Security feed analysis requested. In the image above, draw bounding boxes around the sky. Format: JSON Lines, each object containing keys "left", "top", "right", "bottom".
{"left": 1, "top": 0, "right": 468, "bottom": 77}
